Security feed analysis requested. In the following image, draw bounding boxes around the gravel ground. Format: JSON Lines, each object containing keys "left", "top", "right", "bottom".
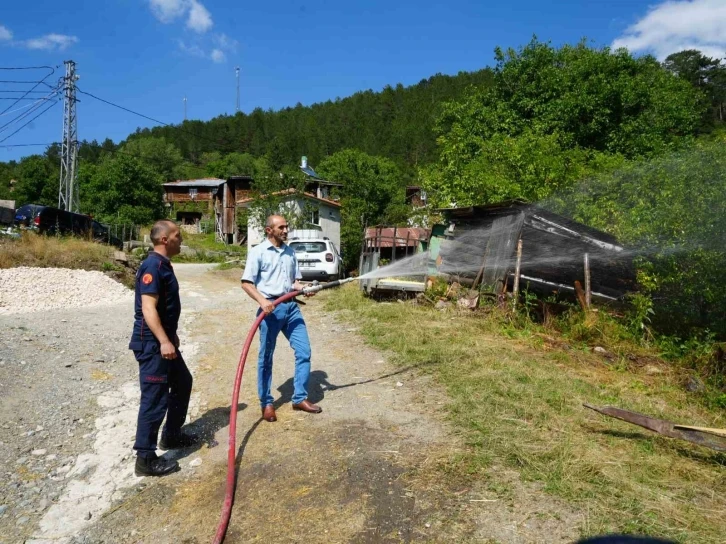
{"left": 0, "top": 301, "right": 138, "bottom": 542}
{"left": 0, "top": 268, "right": 132, "bottom": 315}
{"left": 1, "top": 265, "right": 581, "bottom": 544}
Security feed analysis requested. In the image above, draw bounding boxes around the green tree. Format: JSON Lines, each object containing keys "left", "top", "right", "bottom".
{"left": 205, "top": 152, "right": 258, "bottom": 179}
{"left": 551, "top": 138, "right": 726, "bottom": 338}
{"left": 426, "top": 39, "right": 706, "bottom": 207}
{"left": 317, "top": 149, "right": 405, "bottom": 270}
{"left": 80, "top": 154, "right": 163, "bottom": 224}
{"left": 663, "top": 49, "right": 726, "bottom": 123}
{"left": 13, "top": 154, "right": 58, "bottom": 206}
{"left": 119, "top": 136, "right": 185, "bottom": 182}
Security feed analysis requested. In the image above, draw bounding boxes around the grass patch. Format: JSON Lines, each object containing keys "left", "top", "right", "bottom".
{"left": 176, "top": 232, "right": 247, "bottom": 264}
{"left": 1, "top": 232, "right": 115, "bottom": 269}
{"left": 322, "top": 286, "right": 726, "bottom": 543}
{"left": 0, "top": 232, "right": 136, "bottom": 287}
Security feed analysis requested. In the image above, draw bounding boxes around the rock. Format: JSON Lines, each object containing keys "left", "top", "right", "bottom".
{"left": 31, "top": 449, "right": 47, "bottom": 456}
{"left": 85, "top": 511, "right": 92, "bottom": 520}
{"left": 685, "top": 375, "right": 705, "bottom": 393}
{"left": 593, "top": 346, "right": 607, "bottom": 354}
{"left": 189, "top": 458, "right": 202, "bottom": 468}
{"left": 396, "top": 382, "right": 404, "bottom": 387}
{"left": 16, "top": 516, "right": 29, "bottom": 525}
{"left": 0, "top": 505, "right": 7, "bottom": 516}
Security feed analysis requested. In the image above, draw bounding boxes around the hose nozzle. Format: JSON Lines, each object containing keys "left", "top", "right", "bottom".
{"left": 302, "top": 277, "right": 357, "bottom": 295}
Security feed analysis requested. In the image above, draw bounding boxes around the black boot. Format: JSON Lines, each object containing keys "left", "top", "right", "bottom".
{"left": 135, "top": 455, "right": 180, "bottom": 477}
{"left": 159, "top": 431, "right": 199, "bottom": 450}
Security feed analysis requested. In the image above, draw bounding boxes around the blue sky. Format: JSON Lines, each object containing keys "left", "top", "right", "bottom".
{"left": 1, "top": 0, "right": 724, "bottom": 162}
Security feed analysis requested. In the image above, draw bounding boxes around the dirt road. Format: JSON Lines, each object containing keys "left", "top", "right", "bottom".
{"left": 1, "top": 264, "right": 580, "bottom": 544}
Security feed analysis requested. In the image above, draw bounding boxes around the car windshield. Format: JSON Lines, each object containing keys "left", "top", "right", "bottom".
{"left": 290, "top": 242, "right": 327, "bottom": 253}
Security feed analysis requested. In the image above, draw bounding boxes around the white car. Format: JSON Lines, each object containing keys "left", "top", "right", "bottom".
{"left": 289, "top": 237, "right": 343, "bottom": 281}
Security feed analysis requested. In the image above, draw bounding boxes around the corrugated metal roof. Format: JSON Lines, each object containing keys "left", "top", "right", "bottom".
{"left": 163, "top": 178, "right": 225, "bottom": 188}
{"left": 236, "top": 188, "right": 342, "bottom": 208}
{"left": 365, "top": 227, "right": 430, "bottom": 247}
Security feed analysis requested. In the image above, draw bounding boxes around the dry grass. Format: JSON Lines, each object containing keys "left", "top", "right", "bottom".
{"left": 0, "top": 232, "right": 115, "bottom": 269}
{"left": 0, "top": 232, "right": 136, "bottom": 287}
{"left": 323, "top": 286, "right": 726, "bottom": 543}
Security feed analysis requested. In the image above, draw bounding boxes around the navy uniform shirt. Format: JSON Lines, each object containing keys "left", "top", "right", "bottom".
{"left": 129, "top": 251, "right": 181, "bottom": 350}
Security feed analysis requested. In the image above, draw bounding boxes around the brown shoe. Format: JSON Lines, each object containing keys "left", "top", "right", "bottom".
{"left": 262, "top": 405, "right": 277, "bottom": 422}
{"left": 292, "top": 399, "right": 322, "bottom": 414}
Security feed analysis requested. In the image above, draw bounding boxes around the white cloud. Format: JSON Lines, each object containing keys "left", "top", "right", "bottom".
{"left": 24, "top": 33, "right": 79, "bottom": 51}
{"left": 0, "top": 25, "right": 12, "bottom": 41}
{"left": 149, "top": 0, "right": 187, "bottom": 23}
{"left": 214, "top": 33, "right": 238, "bottom": 52}
{"left": 178, "top": 40, "right": 205, "bottom": 58}
{"left": 187, "top": 0, "right": 213, "bottom": 33}
{"left": 210, "top": 48, "right": 225, "bottom": 63}
{"left": 613, "top": 0, "right": 726, "bottom": 60}
{"left": 178, "top": 41, "right": 227, "bottom": 63}
{"left": 148, "top": 0, "right": 212, "bottom": 33}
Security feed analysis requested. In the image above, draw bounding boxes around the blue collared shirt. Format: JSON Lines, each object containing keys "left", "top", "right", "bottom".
{"left": 241, "top": 239, "right": 302, "bottom": 298}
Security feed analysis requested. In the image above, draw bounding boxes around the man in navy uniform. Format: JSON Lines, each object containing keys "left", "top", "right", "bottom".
{"left": 129, "top": 220, "right": 196, "bottom": 477}
{"left": 241, "top": 214, "right": 320, "bottom": 423}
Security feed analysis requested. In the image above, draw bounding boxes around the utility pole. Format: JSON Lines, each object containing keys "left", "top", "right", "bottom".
{"left": 235, "top": 66, "right": 240, "bottom": 113}
{"left": 183, "top": 95, "right": 187, "bottom": 121}
{"left": 58, "top": 60, "right": 79, "bottom": 213}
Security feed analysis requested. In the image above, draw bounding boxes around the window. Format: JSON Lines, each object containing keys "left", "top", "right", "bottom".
{"left": 189, "top": 188, "right": 198, "bottom": 199}
{"left": 290, "top": 241, "right": 326, "bottom": 253}
{"left": 310, "top": 208, "right": 320, "bottom": 225}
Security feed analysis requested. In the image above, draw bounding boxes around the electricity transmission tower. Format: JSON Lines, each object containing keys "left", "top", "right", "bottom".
{"left": 58, "top": 60, "right": 79, "bottom": 213}
{"left": 235, "top": 66, "right": 240, "bottom": 112}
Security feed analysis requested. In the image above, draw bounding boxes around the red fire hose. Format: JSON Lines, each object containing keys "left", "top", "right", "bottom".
{"left": 212, "top": 278, "right": 353, "bottom": 543}
{"left": 211, "top": 290, "right": 300, "bottom": 544}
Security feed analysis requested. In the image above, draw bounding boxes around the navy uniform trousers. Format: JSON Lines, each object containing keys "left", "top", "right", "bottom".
{"left": 132, "top": 341, "right": 193, "bottom": 458}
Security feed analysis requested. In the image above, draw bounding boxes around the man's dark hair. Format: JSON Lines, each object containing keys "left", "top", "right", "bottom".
{"left": 150, "top": 220, "right": 177, "bottom": 245}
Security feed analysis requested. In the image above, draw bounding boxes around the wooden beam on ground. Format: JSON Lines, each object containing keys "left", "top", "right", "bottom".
{"left": 583, "top": 403, "right": 726, "bottom": 452}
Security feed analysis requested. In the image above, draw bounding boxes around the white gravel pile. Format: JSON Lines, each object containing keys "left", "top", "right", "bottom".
{"left": 0, "top": 267, "right": 132, "bottom": 315}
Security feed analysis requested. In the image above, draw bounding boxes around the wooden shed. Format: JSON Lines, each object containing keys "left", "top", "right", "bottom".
{"left": 436, "top": 201, "right": 636, "bottom": 302}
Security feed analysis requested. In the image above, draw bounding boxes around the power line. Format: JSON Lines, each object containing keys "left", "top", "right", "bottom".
{"left": 0, "top": 85, "right": 62, "bottom": 133}
{"left": 0, "top": 97, "right": 58, "bottom": 100}
{"left": 0, "top": 90, "right": 57, "bottom": 94}
{"left": 0, "top": 66, "right": 57, "bottom": 71}
{"left": 0, "top": 66, "right": 56, "bottom": 116}
{"left": 0, "top": 142, "right": 55, "bottom": 148}
{"left": 0, "top": 99, "right": 60, "bottom": 144}
{"left": 77, "top": 88, "right": 173, "bottom": 128}
{"left": 77, "top": 88, "right": 224, "bottom": 147}
{"left": 0, "top": 80, "right": 53, "bottom": 84}
{"left": 0, "top": 96, "right": 59, "bottom": 118}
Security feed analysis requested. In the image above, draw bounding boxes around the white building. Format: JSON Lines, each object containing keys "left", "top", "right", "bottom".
{"left": 242, "top": 189, "right": 341, "bottom": 251}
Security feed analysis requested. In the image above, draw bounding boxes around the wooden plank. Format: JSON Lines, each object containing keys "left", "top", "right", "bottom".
{"left": 512, "top": 238, "right": 523, "bottom": 307}
{"left": 673, "top": 425, "right": 726, "bottom": 438}
{"left": 584, "top": 252, "right": 591, "bottom": 308}
{"left": 574, "top": 280, "right": 588, "bottom": 311}
{"left": 584, "top": 403, "right": 726, "bottom": 451}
